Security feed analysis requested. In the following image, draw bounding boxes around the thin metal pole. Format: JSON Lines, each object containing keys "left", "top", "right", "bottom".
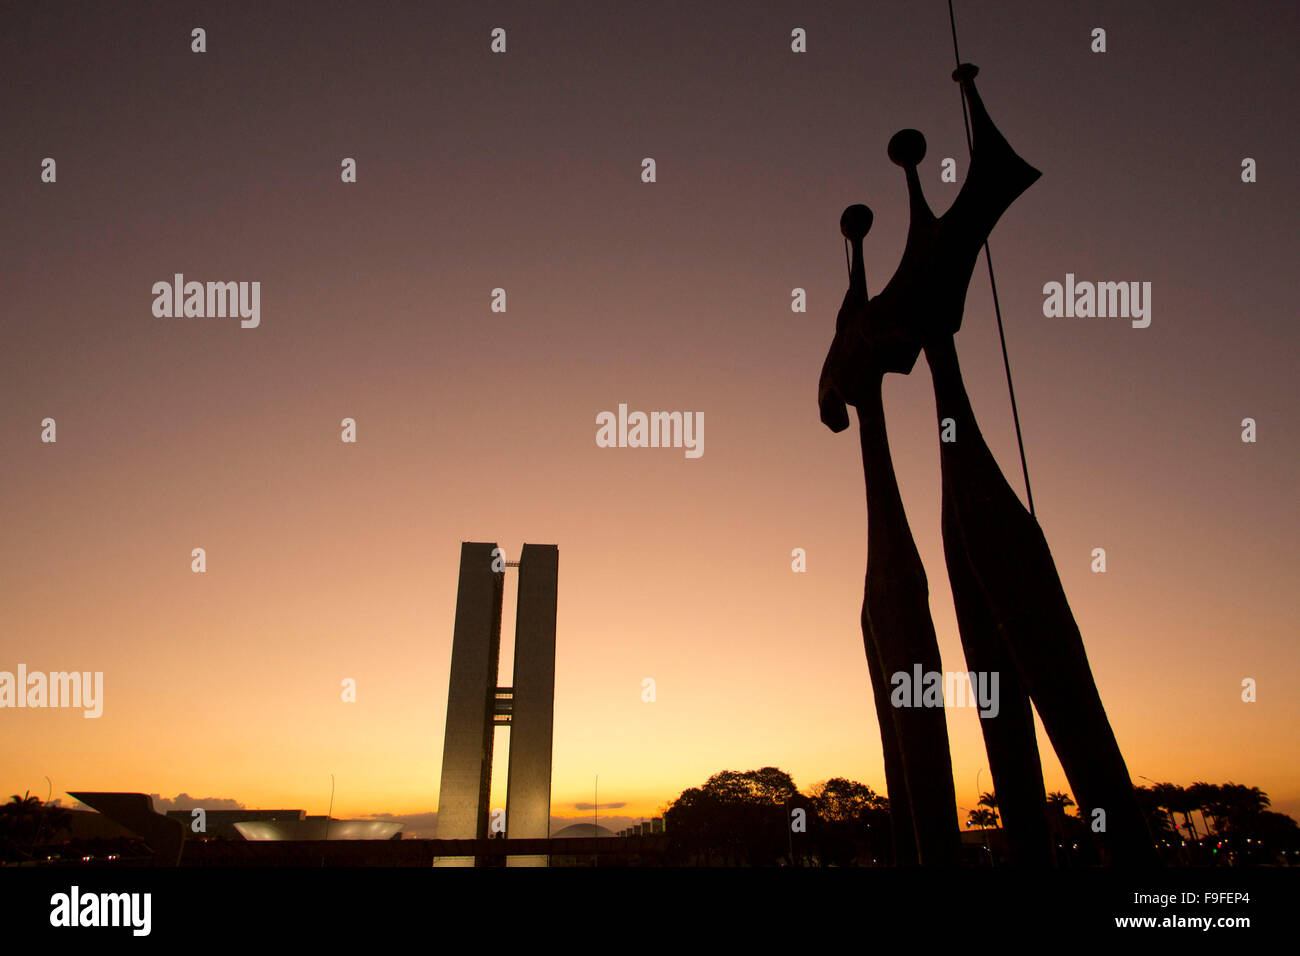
{"left": 946, "top": 0, "right": 1036, "bottom": 516}
{"left": 31, "top": 779, "right": 53, "bottom": 859}
{"left": 323, "top": 774, "right": 334, "bottom": 866}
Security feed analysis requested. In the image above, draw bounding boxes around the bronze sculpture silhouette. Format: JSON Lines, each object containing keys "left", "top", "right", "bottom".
{"left": 821, "top": 200, "right": 961, "bottom": 866}
{"left": 820, "top": 64, "right": 1155, "bottom": 866}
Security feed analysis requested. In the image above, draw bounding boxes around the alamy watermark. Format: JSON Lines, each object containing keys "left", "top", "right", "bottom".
{"left": 49, "top": 886, "right": 150, "bottom": 936}
{"left": 890, "top": 666, "right": 999, "bottom": 719}
{"left": 151, "top": 274, "right": 260, "bottom": 328}
{"left": 0, "top": 665, "right": 103, "bottom": 718}
{"left": 1042, "top": 273, "right": 1151, "bottom": 328}
{"left": 595, "top": 403, "right": 703, "bottom": 459}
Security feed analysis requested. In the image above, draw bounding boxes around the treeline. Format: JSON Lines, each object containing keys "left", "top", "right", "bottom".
{"left": 663, "top": 768, "right": 890, "bottom": 866}
{"left": 1134, "top": 781, "right": 1299, "bottom": 866}
{"left": 660, "top": 769, "right": 1300, "bottom": 866}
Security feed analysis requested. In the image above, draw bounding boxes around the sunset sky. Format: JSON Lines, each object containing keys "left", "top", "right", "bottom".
{"left": 2, "top": 1, "right": 1296, "bottom": 834}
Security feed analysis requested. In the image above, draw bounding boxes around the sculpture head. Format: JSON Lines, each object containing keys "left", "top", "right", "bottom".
{"left": 840, "top": 202, "right": 873, "bottom": 244}
{"left": 887, "top": 128, "right": 927, "bottom": 168}
{"left": 819, "top": 204, "right": 923, "bottom": 432}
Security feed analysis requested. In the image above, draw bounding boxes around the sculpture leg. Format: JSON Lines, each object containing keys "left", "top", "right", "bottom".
{"left": 942, "top": 493, "right": 1054, "bottom": 866}
{"left": 926, "top": 336, "right": 1157, "bottom": 865}
{"left": 861, "top": 612, "right": 919, "bottom": 866}
{"left": 858, "top": 386, "right": 961, "bottom": 866}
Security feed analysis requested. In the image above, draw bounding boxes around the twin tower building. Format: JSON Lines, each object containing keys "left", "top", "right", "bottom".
{"left": 435, "top": 542, "right": 558, "bottom": 866}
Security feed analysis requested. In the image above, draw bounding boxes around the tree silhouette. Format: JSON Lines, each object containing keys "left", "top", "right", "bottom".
{"left": 967, "top": 808, "right": 998, "bottom": 829}
{"left": 1131, "top": 781, "right": 1296, "bottom": 865}
{"left": 808, "top": 778, "right": 892, "bottom": 866}
{"left": 0, "top": 792, "right": 72, "bottom": 861}
{"left": 1188, "top": 781, "right": 1222, "bottom": 836}
{"left": 810, "top": 778, "right": 886, "bottom": 820}
{"left": 665, "top": 769, "right": 895, "bottom": 866}
{"left": 1148, "top": 783, "right": 1185, "bottom": 843}
{"left": 663, "top": 771, "right": 1295, "bottom": 866}
{"left": 664, "top": 767, "right": 805, "bottom": 866}
{"left": 1046, "top": 791, "right": 1074, "bottom": 810}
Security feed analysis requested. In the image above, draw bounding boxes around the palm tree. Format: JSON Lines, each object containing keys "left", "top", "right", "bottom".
{"left": 1220, "top": 783, "right": 1270, "bottom": 836}
{"left": 1133, "top": 786, "right": 1177, "bottom": 846}
{"left": 1188, "top": 781, "right": 1221, "bottom": 837}
{"left": 1046, "top": 791, "right": 1075, "bottom": 811}
{"left": 2, "top": 793, "right": 42, "bottom": 830}
{"left": 967, "top": 808, "right": 998, "bottom": 829}
{"left": 1150, "top": 782, "right": 1184, "bottom": 841}
{"left": 1168, "top": 786, "right": 1200, "bottom": 842}
{"left": 0, "top": 792, "right": 48, "bottom": 858}
{"left": 1224, "top": 783, "right": 1269, "bottom": 814}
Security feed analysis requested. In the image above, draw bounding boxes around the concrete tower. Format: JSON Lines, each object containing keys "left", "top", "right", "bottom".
{"left": 435, "top": 542, "right": 558, "bottom": 866}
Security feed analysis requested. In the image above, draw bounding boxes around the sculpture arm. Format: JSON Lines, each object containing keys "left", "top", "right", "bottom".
{"left": 941, "top": 64, "right": 1042, "bottom": 257}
